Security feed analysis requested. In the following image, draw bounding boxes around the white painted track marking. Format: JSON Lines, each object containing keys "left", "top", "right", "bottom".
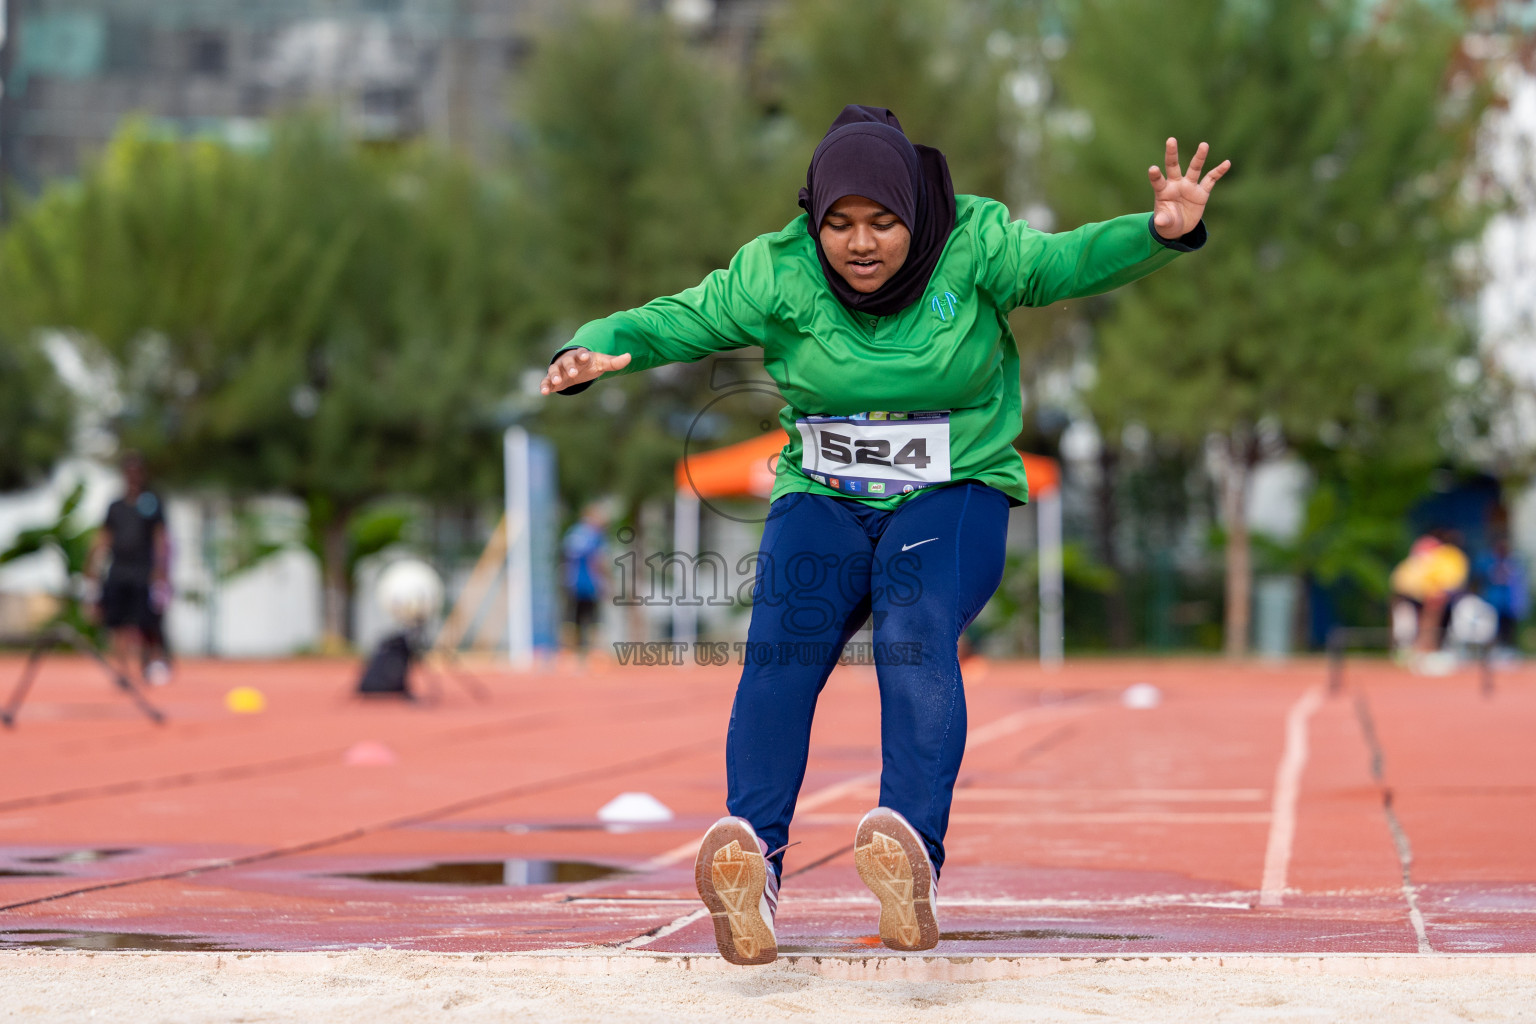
{"left": 624, "top": 703, "right": 1089, "bottom": 947}
{"left": 800, "top": 811, "right": 1271, "bottom": 825}
{"left": 638, "top": 704, "right": 1086, "bottom": 872}
{"left": 1259, "top": 685, "right": 1325, "bottom": 908}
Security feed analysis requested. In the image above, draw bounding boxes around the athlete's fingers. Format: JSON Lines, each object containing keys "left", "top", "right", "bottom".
{"left": 604, "top": 351, "right": 633, "bottom": 372}
{"left": 1148, "top": 165, "right": 1168, "bottom": 193}
{"left": 1186, "top": 141, "right": 1209, "bottom": 180}
{"left": 542, "top": 349, "right": 585, "bottom": 394}
{"left": 1201, "top": 158, "right": 1232, "bottom": 192}
{"left": 543, "top": 364, "right": 583, "bottom": 394}
{"left": 1163, "top": 137, "right": 1183, "bottom": 182}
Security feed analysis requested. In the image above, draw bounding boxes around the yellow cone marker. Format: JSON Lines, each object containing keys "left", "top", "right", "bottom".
{"left": 225, "top": 686, "right": 266, "bottom": 714}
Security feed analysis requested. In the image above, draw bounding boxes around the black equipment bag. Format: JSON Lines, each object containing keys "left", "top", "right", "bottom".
{"left": 356, "top": 631, "right": 415, "bottom": 697}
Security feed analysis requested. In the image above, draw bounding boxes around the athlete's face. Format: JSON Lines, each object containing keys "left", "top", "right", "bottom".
{"left": 818, "top": 195, "right": 911, "bottom": 294}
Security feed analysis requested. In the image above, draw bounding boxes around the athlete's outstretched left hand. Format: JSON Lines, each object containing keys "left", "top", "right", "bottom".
{"left": 1149, "top": 138, "right": 1230, "bottom": 240}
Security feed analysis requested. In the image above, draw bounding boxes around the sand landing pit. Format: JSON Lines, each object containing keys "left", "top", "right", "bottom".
{"left": 5, "top": 950, "right": 1536, "bottom": 1023}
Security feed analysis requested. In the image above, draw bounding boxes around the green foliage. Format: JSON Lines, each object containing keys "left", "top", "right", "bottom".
{"left": 520, "top": 11, "right": 783, "bottom": 316}
{"left": 0, "top": 480, "right": 92, "bottom": 572}
{"left": 519, "top": 9, "right": 785, "bottom": 514}
{"left": 0, "top": 333, "right": 70, "bottom": 491}
{"left": 1, "top": 122, "right": 350, "bottom": 384}
{"left": 1, "top": 119, "right": 535, "bottom": 509}
{"left": 342, "top": 502, "right": 416, "bottom": 583}
{"left": 0, "top": 117, "right": 538, "bottom": 640}
{"left": 1049, "top": 0, "right": 1491, "bottom": 456}
{"left": 971, "top": 541, "right": 1118, "bottom": 653}
{"left": 1253, "top": 455, "right": 1431, "bottom": 601}
{"left": 1043, "top": 0, "right": 1494, "bottom": 650}
{"left": 764, "top": 0, "right": 1019, "bottom": 200}
{"left": 0, "top": 481, "right": 98, "bottom": 635}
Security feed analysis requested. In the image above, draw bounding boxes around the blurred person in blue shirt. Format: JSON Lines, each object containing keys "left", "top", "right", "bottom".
{"left": 562, "top": 503, "right": 610, "bottom": 655}
{"left": 1475, "top": 535, "right": 1528, "bottom": 651}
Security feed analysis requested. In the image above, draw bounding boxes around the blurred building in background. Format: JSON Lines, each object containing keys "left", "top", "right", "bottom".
{"left": 0, "top": 0, "right": 776, "bottom": 185}
{"left": 0, "top": 0, "right": 549, "bottom": 181}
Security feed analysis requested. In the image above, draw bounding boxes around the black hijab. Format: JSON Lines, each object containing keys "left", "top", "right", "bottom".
{"left": 798, "top": 105, "right": 957, "bottom": 318}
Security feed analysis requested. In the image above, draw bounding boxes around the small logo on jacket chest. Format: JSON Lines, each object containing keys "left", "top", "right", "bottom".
{"left": 930, "top": 291, "right": 959, "bottom": 321}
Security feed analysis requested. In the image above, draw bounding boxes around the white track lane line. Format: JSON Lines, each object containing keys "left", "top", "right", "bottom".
{"left": 638, "top": 704, "right": 1085, "bottom": 871}
{"left": 949, "top": 788, "right": 1266, "bottom": 802}
{"left": 799, "top": 811, "right": 1271, "bottom": 825}
{"left": 624, "top": 703, "right": 1089, "bottom": 947}
{"left": 614, "top": 908, "right": 709, "bottom": 950}
{"left": 1258, "top": 685, "right": 1325, "bottom": 908}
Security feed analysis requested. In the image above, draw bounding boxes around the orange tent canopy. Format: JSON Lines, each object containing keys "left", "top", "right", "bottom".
{"left": 1019, "top": 452, "right": 1059, "bottom": 497}
{"left": 676, "top": 430, "right": 1060, "bottom": 499}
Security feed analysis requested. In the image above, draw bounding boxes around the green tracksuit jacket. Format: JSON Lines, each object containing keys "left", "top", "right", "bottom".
{"left": 563, "top": 195, "right": 1199, "bottom": 508}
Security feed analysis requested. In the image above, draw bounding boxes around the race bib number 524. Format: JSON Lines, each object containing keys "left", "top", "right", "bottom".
{"left": 795, "top": 411, "right": 952, "bottom": 497}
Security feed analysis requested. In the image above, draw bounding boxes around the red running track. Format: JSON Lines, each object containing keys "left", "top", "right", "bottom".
{"left": 0, "top": 654, "right": 1530, "bottom": 956}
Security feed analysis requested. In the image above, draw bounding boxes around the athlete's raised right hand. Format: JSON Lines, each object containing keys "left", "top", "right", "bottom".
{"left": 540, "top": 348, "right": 633, "bottom": 394}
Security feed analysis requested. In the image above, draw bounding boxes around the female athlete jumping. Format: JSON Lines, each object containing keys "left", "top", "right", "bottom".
{"left": 542, "top": 105, "right": 1228, "bottom": 965}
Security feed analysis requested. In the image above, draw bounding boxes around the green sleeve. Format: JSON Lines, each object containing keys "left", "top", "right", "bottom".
{"left": 973, "top": 200, "right": 1184, "bottom": 310}
{"left": 565, "top": 237, "right": 772, "bottom": 376}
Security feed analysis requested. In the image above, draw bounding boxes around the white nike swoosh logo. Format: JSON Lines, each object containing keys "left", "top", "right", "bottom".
{"left": 902, "top": 538, "right": 939, "bottom": 552}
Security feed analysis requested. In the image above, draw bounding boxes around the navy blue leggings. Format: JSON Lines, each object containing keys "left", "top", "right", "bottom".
{"left": 725, "top": 481, "right": 1009, "bottom": 879}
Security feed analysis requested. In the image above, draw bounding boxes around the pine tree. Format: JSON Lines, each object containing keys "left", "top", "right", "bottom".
{"left": 1045, "top": 0, "right": 1492, "bottom": 655}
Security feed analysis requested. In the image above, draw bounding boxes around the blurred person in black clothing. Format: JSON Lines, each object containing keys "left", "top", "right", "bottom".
{"left": 87, "top": 452, "right": 172, "bottom": 685}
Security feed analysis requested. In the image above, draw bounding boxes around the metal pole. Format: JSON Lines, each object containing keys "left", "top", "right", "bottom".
{"left": 1327, "top": 628, "right": 1345, "bottom": 694}
{"left": 1038, "top": 490, "right": 1064, "bottom": 668}
{"left": 504, "top": 427, "right": 533, "bottom": 669}
{"left": 201, "top": 499, "right": 219, "bottom": 657}
{"left": 672, "top": 489, "right": 699, "bottom": 652}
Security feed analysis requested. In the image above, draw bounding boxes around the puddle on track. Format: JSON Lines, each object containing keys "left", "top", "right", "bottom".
{"left": 0, "top": 849, "right": 140, "bottom": 878}
{"left": 18, "top": 848, "right": 138, "bottom": 865}
{"left": 939, "top": 929, "right": 1156, "bottom": 941}
{"left": 781, "top": 929, "right": 1156, "bottom": 954}
{"left": 330, "top": 859, "right": 630, "bottom": 887}
{"left": 500, "top": 824, "right": 658, "bottom": 835}
{"left": 0, "top": 929, "right": 232, "bottom": 951}
{"left": 414, "top": 822, "right": 681, "bottom": 835}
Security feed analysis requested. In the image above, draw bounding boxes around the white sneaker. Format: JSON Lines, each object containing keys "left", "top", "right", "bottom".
{"left": 145, "top": 660, "right": 171, "bottom": 687}
{"left": 854, "top": 807, "right": 940, "bottom": 951}
{"left": 694, "top": 816, "right": 778, "bottom": 965}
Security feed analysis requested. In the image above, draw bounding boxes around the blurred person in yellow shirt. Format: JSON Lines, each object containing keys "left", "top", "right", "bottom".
{"left": 1390, "top": 531, "right": 1469, "bottom": 658}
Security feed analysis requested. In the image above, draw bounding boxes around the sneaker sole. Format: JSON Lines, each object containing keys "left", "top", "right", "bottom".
{"left": 854, "top": 809, "right": 939, "bottom": 952}
{"left": 694, "top": 818, "right": 776, "bottom": 966}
